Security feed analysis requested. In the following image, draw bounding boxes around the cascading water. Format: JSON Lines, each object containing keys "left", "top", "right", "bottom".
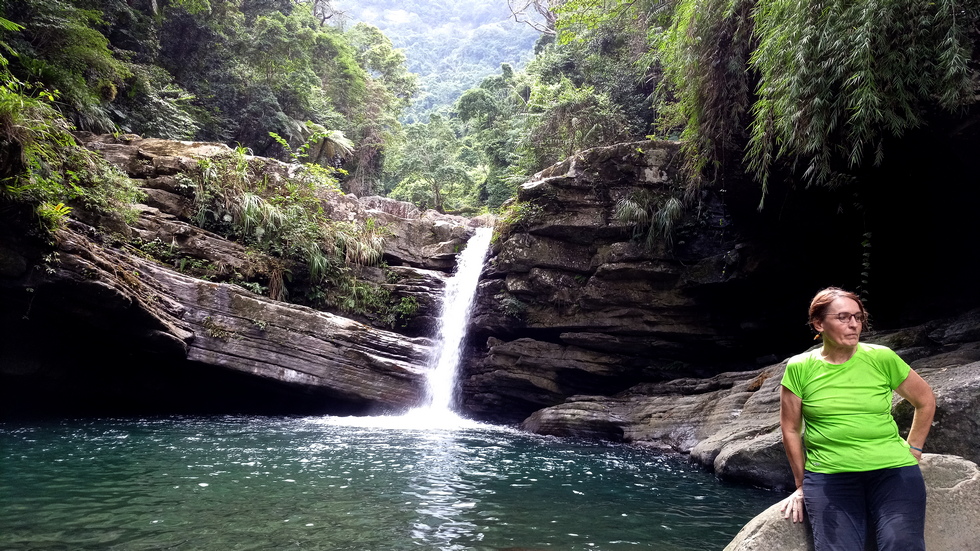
{"left": 419, "top": 226, "right": 493, "bottom": 417}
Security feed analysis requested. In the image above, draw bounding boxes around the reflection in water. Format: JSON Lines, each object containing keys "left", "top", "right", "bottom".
{"left": 394, "top": 226, "right": 494, "bottom": 548}
{"left": 408, "top": 430, "right": 478, "bottom": 550}
{"left": 315, "top": 416, "right": 497, "bottom": 549}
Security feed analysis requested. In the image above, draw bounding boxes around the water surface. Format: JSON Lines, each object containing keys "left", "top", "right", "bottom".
{"left": 0, "top": 416, "right": 775, "bottom": 550}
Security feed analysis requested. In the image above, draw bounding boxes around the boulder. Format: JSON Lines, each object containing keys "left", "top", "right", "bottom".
{"left": 899, "top": 358, "right": 980, "bottom": 465}
{"left": 724, "top": 454, "right": 980, "bottom": 551}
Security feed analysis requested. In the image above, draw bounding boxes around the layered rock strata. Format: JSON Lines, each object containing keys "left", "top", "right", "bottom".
{"left": 462, "top": 139, "right": 980, "bottom": 496}
{"left": 519, "top": 311, "right": 980, "bottom": 490}
{"left": 462, "top": 140, "right": 791, "bottom": 423}
{"left": 0, "top": 134, "right": 486, "bottom": 415}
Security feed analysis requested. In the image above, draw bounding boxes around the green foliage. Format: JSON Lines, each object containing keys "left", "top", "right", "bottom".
{"left": 270, "top": 123, "right": 354, "bottom": 167}
{"left": 655, "top": 0, "right": 754, "bottom": 186}
{"left": 0, "top": 69, "right": 143, "bottom": 230}
{"left": 2, "top": 0, "right": 133, "bottom": 132}
{"left": 385, "top": 296, "right": 419, "bottom": 328}
{"left": 112, "top": 64, "right": 201, "bottom": 140}
{"left": 133, "top": 236, "right": 180, "bottom": 264}
{"left": 334, "top": 0, "right": 540, "bottom": 124}
{"left": 345, "top": 23, "right": 418, "bottom": 109}
{"left": 495, "top": 291, "right": 528, "bottom": 319}
{"left": 35, "top": 201, "right": 71, "bottom": 230}
{"left": 493, "top": 200, "right": 543, "bottom": 243}
{"left": 185, "top": 148, "right": 389, "bottom": 309}
{"left": 385, "top": 114, "right": 475, "bottom": 212}
{"left": 326, "top": 277, "right": 388, "bottom": 316}
{"left": 654, "top": 0, "right": 980, "bottom": 203}
{"left": 615, "top": 189, "right": 683, "bottom": 248}
{"left": 523, "top": 76, "right": 630, "bottom": 167}
{"left": 0, "top": 76, "right": 73, "bottom": 200}
{"left": 437, "top": 1, "right": 661, "bottom": 211}
{"left": 745, "top": 0, "right": 978, "bottom": 200}
{"left": 1, "top": 0, "right": 416, "bottom": 194}
{"left": 133, "top": 236, "right": 226, "bottom": 280}
{"left": 554, "top": 0, "right": 660, "bottom": 43}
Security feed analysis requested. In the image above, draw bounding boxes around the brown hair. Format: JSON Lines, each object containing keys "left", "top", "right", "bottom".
{"left": 808, "top": 287, "right": 869, "bottom": 330}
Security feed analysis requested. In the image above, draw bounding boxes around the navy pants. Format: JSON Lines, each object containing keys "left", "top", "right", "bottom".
{"left": 803, "top": 465, "right": 926, "bottom": 551}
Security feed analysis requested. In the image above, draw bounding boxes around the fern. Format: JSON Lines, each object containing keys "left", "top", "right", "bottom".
{"left": 615, "top": 190, "right": 684, "bottom": 248}
{"left": 656, "top": 0, "right": 980, "bottom": 205}
{"left": 655, "top": 0, "right": 756, "bottom": 188}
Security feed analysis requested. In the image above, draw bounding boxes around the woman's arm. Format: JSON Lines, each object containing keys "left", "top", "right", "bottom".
{"left": 780, "top": 385, "right": 806, "bottom": 523}
{"left": 896, "top": 369, "right": 936, "bottom": 461}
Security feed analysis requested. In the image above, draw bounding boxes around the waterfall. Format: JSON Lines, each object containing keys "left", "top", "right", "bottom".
{"left": 419, "top": 227, "right": 493, "bottom": 416}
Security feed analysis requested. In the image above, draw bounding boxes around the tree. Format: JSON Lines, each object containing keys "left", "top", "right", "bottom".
{"left": 0, "top": 0, "right": 133, "bottom": 132}
{"left": 523, "top": 76, "right": 630, "bottom": 166}
{"left": 293, "top": 0, "right": 343, "bottom": 24}
{"left": 386, "top": 115, "right": 474, "bottom": 212}
{"left": 345, "top": 23, "right": 418, "bottom": 108}
{"left": 507, "top": 0, "right": 563, "bottom": 35}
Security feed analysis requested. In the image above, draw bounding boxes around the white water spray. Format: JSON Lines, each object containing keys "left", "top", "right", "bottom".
{"left": 420, "top": 227, "right": 493, "bottom": 416}
{"left": 320, "top": 227, "right": 494, "bottom": 431}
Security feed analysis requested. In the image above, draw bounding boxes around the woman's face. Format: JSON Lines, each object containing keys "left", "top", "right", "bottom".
{"left": 813, "top": 296, "right": 864, "bottom": 348}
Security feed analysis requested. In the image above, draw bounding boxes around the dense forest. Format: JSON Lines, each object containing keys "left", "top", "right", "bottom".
{"left": 331, "top": 0, "right": 541, "bottom": 124}
{"left": 3, "top": 0, "right": 980, "bottom": 322}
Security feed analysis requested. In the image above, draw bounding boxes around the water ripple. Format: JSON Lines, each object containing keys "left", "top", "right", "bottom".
{"left": 1, "top": 416, "right": 776, "bottom": 550}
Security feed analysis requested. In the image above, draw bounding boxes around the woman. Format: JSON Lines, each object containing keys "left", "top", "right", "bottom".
{"left": 779, "top": 287, "right": 936, "bottom": 551}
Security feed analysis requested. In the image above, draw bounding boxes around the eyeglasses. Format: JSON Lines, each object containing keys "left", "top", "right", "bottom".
{"left": 825, "top": 312, "right": 867, "bottom": 324}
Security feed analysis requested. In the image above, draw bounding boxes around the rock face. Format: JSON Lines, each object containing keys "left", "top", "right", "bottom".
{"left": 461, "top": 140, "right": 799, "bottom": 424}
{"left": 0, "top": 218, "right": 433, "bottom": 415}
{"left": 0, "top": 133, "right": 487, "bottom": 416}
{"left": 724, "top": 454, "right": 980, "bottom": 551}
{"left": 77, "top": 133, "right": 477, "bottom": 273}
{"left": 457, "top": 138, "right": 980, "bottom": 495}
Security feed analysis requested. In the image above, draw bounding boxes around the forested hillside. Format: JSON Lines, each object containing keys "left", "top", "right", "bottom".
{"left": 331, "top": 0, "right": 541, "bottom": 123}
{"left": 0, "top": 0, "right": 416, "bottom": 197}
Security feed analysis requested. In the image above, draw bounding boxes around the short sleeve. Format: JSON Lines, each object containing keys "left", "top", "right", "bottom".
{"left": 876, "top": 346, "right": 911, "bottom": 389}
{"left": 781, "top": 354, "right": 806, "bottom": 397}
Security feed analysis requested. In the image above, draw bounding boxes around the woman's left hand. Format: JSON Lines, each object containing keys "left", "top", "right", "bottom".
{"left": 779, "top": 487, "right": 805, "bottom": 523}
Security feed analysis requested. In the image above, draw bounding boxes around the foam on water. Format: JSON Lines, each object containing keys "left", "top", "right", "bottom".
{"left": 415, "top": 226, "right": 494, "bottom": 422}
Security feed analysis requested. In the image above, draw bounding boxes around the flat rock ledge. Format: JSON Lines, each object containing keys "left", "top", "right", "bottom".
{"left": 724, "top": 454, "right": 980, "bottom": 551}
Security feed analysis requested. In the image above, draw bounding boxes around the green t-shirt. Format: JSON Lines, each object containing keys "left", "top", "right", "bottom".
{"left": 781, "top": 343, "right": 917, "bottom": 473}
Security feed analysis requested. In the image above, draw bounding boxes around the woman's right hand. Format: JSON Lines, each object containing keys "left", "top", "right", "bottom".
{"left": 779, "top": 487, "right": 805, "bottom": 523}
